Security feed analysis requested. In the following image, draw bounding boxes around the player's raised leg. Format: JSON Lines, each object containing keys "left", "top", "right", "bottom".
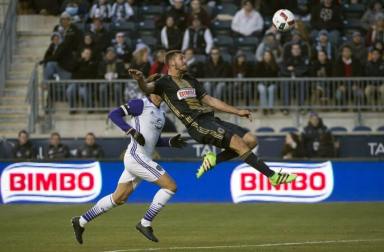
{"left": 229, "top": 134, "right": 297, "bottom": 185}
{"left": 136, "top": 173, "right": 177, "bottom": 242}
{"left": 197, "top": 132, "right": 257, "bottom": 178}
{"left": 71, "top": 177, "right": 137, "bottom": 244}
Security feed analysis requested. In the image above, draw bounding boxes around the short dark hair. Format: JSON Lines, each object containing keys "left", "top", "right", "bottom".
{"left": 242, "top": 0, "right": 253, "bottom": 7}
{"left": 86, "top": 132, "right": 95, "bottom": 138}
{"left": 18, "top": 130, "right": 28, "bottom": 137}
{"left": 51, "top": 132, "right": 61, "bottom": 138}
{"left": 165, "top": 50, "right": 182, "bottom": 64}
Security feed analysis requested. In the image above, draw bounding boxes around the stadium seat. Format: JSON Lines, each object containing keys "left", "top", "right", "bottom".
{"left": 141, "top": 5, "right": 164, "bottom": 18}
{"left": 256, "top": 127, "right": 274, "bottom": 133}
{"left": 220, "top": 51, "right": 232, "bottom": 63}
{"left": 214, "top": 35, "right": 234, "bottom": 50}
{"left": 138, "top": 19, "right": 156, "bottom": 31}
{"left": 377, "top": 126, "right": 384, "bottom": 132}
{"left": 263, "top": 17, "right": 272, "bottom": 29}
{"left": 111, "top": 21, "right": 136, "bottom": 33}
{"left": 280, "top": 127, "right": 298, "bottom": 133}
{"left": 211, "top": 20, "right": 232, "bottom": 35}
{"left": 137, "top": 36, "right": 157, "bottom": 48}
{"left": 352, "top": 126, "right": 372, "bottom": 132}
{"left": 343, "top": 3, "right": 365, "bottom": 19}
{"left": 343, "top": 19, "right": 362, "bottom": 31}
{"left": 330, "top": 126, "right": 348, "bottom": 133}
{"left": 235, "top": 36, "right": 259, "bottom": 51}
{"left": 194, "top": 54, "right": 207, "bottom": 63}
{"left": 215, "top": 3, "right": 238, "bottom": 16}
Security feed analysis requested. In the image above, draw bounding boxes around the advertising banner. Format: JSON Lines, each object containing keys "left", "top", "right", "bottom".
{"left": 0, "top": 161, "right": 383, "bottom": 204}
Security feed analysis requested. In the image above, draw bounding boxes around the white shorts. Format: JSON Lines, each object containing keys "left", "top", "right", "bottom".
{"left": 118, "top": 150, "right": 166, "bottom": 185}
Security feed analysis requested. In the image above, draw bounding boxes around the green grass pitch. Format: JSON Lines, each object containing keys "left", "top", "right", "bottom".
{"left": 0, "top": 203, "right": 384, "bottom": 252}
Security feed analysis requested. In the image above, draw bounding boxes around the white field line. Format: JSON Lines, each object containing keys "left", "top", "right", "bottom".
{"left": 102, "top": 238, "right": 384, "bottom": 252}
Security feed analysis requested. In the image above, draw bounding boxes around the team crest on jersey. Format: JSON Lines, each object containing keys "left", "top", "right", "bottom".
{"left": 153, "top": 118, "right": 163, "bottom": 129}
{"left": 177, "top": 88, "right": 196, "bottom": 100}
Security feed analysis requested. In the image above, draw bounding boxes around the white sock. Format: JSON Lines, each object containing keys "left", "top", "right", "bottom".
{"left": 79, "top": 194, "right": 117, "bottom": 227}
{"left": 141, "top": 188, "right": 175, "bottom": 227}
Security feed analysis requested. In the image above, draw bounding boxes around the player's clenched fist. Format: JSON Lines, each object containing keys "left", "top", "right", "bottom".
{"left": 169, "top": 134, "right": 187, "bottom": 148}
{"left": 237, "top": 109, "right": 252, "bottom": 121}
{"left": 126, "top": 128, "right": 145, "bottom": 146}
{"left": 128, "top": 69, "right": 144, "bottom": 80}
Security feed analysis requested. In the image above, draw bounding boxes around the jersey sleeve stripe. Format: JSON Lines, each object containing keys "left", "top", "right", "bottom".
{"left": 120, "top": 104, "right": 129, "bottom": 116}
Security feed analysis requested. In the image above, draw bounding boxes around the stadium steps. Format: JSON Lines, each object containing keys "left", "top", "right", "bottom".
{"left": 0, "top": 15, "right": 55, "bottom": 137}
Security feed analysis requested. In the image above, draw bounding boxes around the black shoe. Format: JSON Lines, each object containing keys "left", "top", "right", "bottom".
{"left": 71, "top": 216, "right": 84, "bottom": 244}
{"left": 135, "top": 222, "right": 159, "bottom": 242}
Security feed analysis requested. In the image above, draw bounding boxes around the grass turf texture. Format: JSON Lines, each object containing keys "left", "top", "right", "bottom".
{"left": 0, "top": 203, "right": 383, "bottom": 252}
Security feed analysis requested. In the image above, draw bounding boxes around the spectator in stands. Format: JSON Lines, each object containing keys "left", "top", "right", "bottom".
{"left": 310, "top": 0, "right": 343, "bottom": 46}
{"left": 333, "top": 44, "right": 364, "bottom": 106}
{"left": 61, "top": 0, "right": 82, "bottom": 22}
{"left": 67, "top": 48, "right": 98, "bottom": 112}
{"left": 149, "top": 49, "right": 168, "bottom": 75}
{"left": 184, "top": 48, "right": 203, "bottom": 78}
{"left": 76, "top": 132, "right": 104, "bottom": 158}
{"left": 364, "top": 49, "right": 384, "bottom": 106}
{"left": 12, "top": 130, "right": 36, "bottom": 159}
{"left": 301, "top": 112, "right": 328, "bottom": 158}
{"left": 283, "top": 30, "right": 311, "bottom": 62}
{"left": 45, "top": 132, "right": 70, "bottom": 159}
{"left": 368, "top": 41, "right": 384, "bottom": 61}
{"left": 255, "top": 51, "right": 279, "bottom": 115}
{"left": 161, "top": 16, "right": 183, "bottom": 50}
{"left": 130, "top": 43, "right": 151, "bottom": 77}
{"left": 366, "top": 16, "right": 384, "bottom": 47}
{"left": 187, "top": 0, "right": 210, "bottom": 26}
{"left": 112, "top": 32, "right": 132, "bottom": 64}
{"left": 98, "top": 47, "right": 127, "bottom": 107}
{"left": 361, "top": 1, "right": 383, "bottom": 31}
{"left": 203, "top": 47, "right": 231, "bottom": 98}
{"left": 310, "top": 50, "right": 332, "bottom": 106}
{"left": 255, "top": 32, "right": 283, "bottom": 63}
{"left": 77, "top": 33, "right": 98, "bottom": 61}
{"left": 231, "top": 0, "right": 264, "bottom": 38}
{"left": 318, "top": 131, "right": 337, "bottom": 158}
{"left": 88, "top": 17, "right": 111, "bottom": 59}
{"left": 111, "top": 0, "right": 134, "bottom": 23}
{"left": 60, "top": 0, "right": 90, "bottom": 18}
{"left": 182, "top": 15, "right": 213, "bottom": 55}
{"left": 233, "top": 50, "right": 250, "bottom": 78}
{"left": 280, "top": 43, "right": 310, "bottom": 114}
{"left": 41, "top": 32, "right": 62, "bottom": 68}
{"left": 90, "top": 0, "right": 111, "bottom": 22}
{"left": 45, "top": 12, "right": 81, "bottom": 81}
{"left": 282, "top": 132, "right": 304, "bottom": 160}
{"left": 160, "top": 0, "right": 188, "bottom": 31}
{"left": 348, "top": 31, "right": 368, "bottom": 66}
{"left": 312, "top": 29, "right": 335, "bottom": 61}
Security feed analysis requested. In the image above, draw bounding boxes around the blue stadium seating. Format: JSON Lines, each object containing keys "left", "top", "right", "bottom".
{"left": 280, "top": 127, "right": 299, "bottom": 133}
{"left": 330, "top": 126, "right": 348, "bottom": 132}
{"left": 140, "top": 5, "right": 164, "bottom": 18}
{"left": 256, "top": 127, "right": 274, "bottom": 133}
{"left": 213, "top": 35, "right": 234, "bottom": 49}
{"left": 215, "top": 3, "right": 238, "bottom": 16}
{"left": 377, "top": 126, "right": 384, "bottom": 132}
{"left": 235, "top": 36, "right": 259, "bottom": 51}
{"left": 353, "top": 126, "right": 372, "bottom": 132}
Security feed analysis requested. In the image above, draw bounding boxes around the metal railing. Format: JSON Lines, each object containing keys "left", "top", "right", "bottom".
{"left": 37, "top": 77, "right": 384, "bottom": 131}
{"left": 0, "top": 0, "right": 16, "bottom": 95}
{"left": 26, "top": 63, "right": 39, "bottom": 133}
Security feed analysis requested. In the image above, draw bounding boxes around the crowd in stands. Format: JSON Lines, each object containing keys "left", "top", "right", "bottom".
{"left": 282, "top": 112, "right": 338, "bottom": 159}
{"left": 33, "top": 0, "right": 384, "bottom": 113}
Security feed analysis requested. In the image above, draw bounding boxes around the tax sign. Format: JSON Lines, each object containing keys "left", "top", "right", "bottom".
{"left": 0, "top": 162, "right": 102, "bottom": 204}
{"left": 230, "top": 161, "right": 333, "bottom": 203}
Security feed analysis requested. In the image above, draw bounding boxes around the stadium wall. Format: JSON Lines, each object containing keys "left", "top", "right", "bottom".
{"left": 0, "top": 160, "right": 383, "bottom": 204}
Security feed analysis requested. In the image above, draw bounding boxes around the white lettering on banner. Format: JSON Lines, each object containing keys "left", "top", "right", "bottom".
{"left": 176, "top": 88, "right": 196, "bottom": 100}
{"left": 368, "top": 142, "right": 384, "bottom": 156}
{"left": 0, "top": 162, "right": 102, "bottom": 204}
{"left": 230, "top": 161, "right": 334, "bottom": 203}
{"left": 192, "top": 144, "right": 218, "bottom": 157}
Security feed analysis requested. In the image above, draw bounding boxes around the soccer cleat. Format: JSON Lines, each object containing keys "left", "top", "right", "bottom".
{"left": 71, "top": 216, "right": 84, "bottom": 244}
{"left": 196, "top": 152, "right": 217, "bottom": 178}
{"left": 269, "top": 170, "right": 297, "bottom": 186}
{"left": 135, "top": 222, "right": 159, "bottom": 242}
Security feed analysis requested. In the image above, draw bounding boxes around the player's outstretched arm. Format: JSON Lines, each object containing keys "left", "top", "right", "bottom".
{"left": 156, "top": 134, "right": 187, "bottom": 148}
{"left": 128, "top": 69, "right": 156, "bottom": 95}
{"left": 201, "top": 95, "right": 252, "bottom": 121}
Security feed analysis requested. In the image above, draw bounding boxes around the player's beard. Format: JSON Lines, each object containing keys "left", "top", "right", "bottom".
{"left": 175, "top": 64, "right": 187, "bottom": 75}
